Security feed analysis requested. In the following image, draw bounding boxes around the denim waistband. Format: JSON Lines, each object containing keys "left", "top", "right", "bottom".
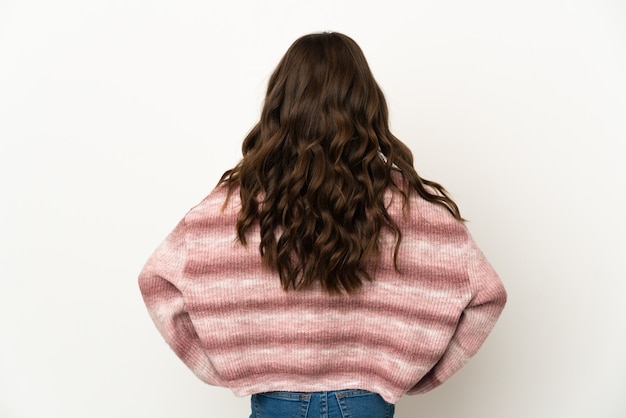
{"left": 257, "top": 389, "right": 374, "bottom": 399}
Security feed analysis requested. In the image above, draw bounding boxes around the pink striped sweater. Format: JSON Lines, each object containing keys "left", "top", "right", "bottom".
{"left": 138, "top": 183, "right": 507, "bottom": 404}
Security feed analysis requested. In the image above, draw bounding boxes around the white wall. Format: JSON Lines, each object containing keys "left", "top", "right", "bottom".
{"left": 1, "top": 1, "right": 624, "bottom": 417}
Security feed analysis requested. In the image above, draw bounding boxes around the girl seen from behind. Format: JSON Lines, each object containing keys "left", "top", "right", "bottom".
{"left": 138, "top": 31, "right": 507, "bottom": 418}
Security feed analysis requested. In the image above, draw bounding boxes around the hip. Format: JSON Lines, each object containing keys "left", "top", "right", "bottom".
{"left": 249, "top": 389, "right": 395, "bottom": 418}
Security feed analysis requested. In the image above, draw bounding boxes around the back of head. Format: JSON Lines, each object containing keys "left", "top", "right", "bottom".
{"left": 261, "top": 32, "right": 387, "bottom": 150}
{"left": 221, "top": 32, "right": 461, "bottom": 294}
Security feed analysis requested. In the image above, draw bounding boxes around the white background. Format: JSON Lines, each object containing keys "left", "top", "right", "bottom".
{"left": 1, "top": 1, "right": 625, "bottom": 417}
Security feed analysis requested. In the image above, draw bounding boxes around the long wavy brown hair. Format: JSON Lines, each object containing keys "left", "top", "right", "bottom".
{"left": 219, "top": 32, "right": 463, "bottom": 294}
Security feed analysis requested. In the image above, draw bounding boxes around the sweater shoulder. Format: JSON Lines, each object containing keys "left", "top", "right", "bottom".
{"left": 386, "top": 184, "right": 469, "bottom": 244}
{"left": 183, "top": 183, "right": 240, "bottom": 229}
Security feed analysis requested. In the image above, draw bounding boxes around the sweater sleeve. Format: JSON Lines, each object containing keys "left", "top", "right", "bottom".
{"left": 138, "top": 218, "right": 222, "bottom": 386}
{"left": 408, "top": 234, "right": 507, "bottom": 394}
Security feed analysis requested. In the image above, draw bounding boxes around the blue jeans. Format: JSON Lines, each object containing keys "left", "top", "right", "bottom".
{"left": 249, "top": 389, "right": 395, "bottom": 418}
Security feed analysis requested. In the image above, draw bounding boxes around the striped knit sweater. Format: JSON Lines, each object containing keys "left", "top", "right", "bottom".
{"left": 138, "top": 182, "right": 507, "bottom": 404}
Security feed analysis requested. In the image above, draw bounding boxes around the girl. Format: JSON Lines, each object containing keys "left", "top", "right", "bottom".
{"left": 138, "top": 31, "right": 507, "bottom": 418}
